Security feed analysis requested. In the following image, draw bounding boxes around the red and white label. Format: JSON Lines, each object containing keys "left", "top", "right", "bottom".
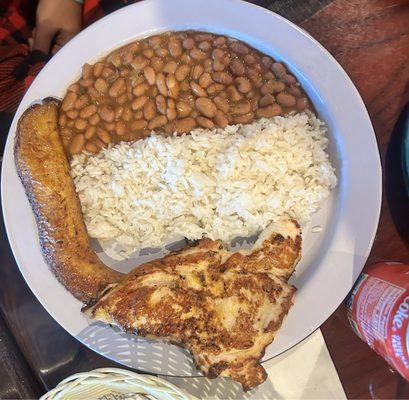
{"left": 347, "top": 263, "right": 409, "bottom": 380}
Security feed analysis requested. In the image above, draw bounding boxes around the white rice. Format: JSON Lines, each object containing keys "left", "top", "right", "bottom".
{"left": 71, "top": 113, "right": 337, "bottom": 253}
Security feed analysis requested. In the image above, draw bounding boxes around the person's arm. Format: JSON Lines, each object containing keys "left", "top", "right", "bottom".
{"left": 31, "top": 0, "right": 83, "bottom": 55}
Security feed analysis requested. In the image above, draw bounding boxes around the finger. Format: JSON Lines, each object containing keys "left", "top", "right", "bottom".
{"left": 32, "top": 24, "right": 56, "bottom": 54}
{"left": 29, "top": 28, "right": 36, "bottom": 50}
{"left": 51, "top": 43, "right": 62, "bottom": 55}
{"left": 51, "top": 30, "right": 77, "bottom": 55}
{"left": 56, "top": 29, "right": 77, "bottom": 48}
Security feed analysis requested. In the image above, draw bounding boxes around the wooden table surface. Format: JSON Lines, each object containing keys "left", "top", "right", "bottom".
{"left": 0, "top": 0, "right": 408, "bottom": 398}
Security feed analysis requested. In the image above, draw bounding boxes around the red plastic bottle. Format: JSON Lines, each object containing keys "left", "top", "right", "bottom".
{"left": 346, "top": 262, "right": 409, "bottom": 380}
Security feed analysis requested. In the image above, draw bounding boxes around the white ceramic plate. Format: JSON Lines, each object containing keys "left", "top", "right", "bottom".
{"left": 1, "top": 0, "right": 381, "bottom": 376}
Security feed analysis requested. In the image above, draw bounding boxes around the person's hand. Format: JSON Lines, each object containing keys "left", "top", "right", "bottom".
{"left": 31, "top": 0, "right": 82, "bottom": 55}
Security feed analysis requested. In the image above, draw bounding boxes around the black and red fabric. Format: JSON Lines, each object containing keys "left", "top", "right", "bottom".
{"left": 0, "top": 0, "right": 137, "bottom": 153}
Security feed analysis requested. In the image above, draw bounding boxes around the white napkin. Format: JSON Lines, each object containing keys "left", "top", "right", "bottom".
{"left": 164, "top": 329, "right": 346, "bottom": 399}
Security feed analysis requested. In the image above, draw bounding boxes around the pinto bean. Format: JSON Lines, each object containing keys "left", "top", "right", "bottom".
{"left": 84, "top": 126, "right": 96, "bottom": 139}
{"left": 197, "top": 116, "right": 214, "bottom": 129}
{"left": 82, "top": 63, "right": 92, "bottom": 80}
{"left": 143, "top": 48, "right": 154, "bottom": 59}
{"left": 100, "top": 105, "right": 115, "bottom": 122}
{"left": 155, "top": 46, "right": 168, "bottom": 58}
{"left": 93, "top": 138, "right": 107, "bottom": 149}
{"left": 203, "top": 59, "right": 213, "bottom": 73}
{"left": 175, "top": 64, "right": 190, "bottom": 81}
{"left": 206, "top": 83, "right": 224, "bottom": 96}
{"left": 132, "top": 96, "right": 148, "bottom": 111}
{"left": 88, "top": 87, "right": 101, "bottom": 101}
{"left": 151, "top": 57, "right": 164, "bottom": 73}
{"left": 272, "top": 81, "right": 286, "bottom": 93}
{"left": 264, "top": 71, "right": 276, "bottom": 81}
{"left": 180, "top": 52, "right": 192, "bottom": 65}
{"left": 133, "top": 83, "right": 149, "bottom": 97}
{"left": 131, "top": 119, "right": 148, "bottom": 132}
{"left": 122, "top": 51, "right": 133, "bottom": 65}
{"left": 148, "top": 115, "right": 168, "bottom": 130}
{"left": 163, "top": 60, "right": 178, "bottom": 74}
{"left": 260, "top": 80, "right": 276, "bottom": 95}
{"left": 80, "top": 104, "right": 97, "bottom": 119}
{"left": 190, "top": 81, "right": 208, "bottom": 97}
{"left": 198, "top": 41, "right": 211, "bottom": 51}
{"left": 182, "top": 38, "right": 195, "bottom": 49}
{"left": 232, "top": 112, "right": 253, "bottom": 124}
{"left": 115, "top": 121, "right": 127, "bottom": 136}
{"left": 62, "top": 92, "right": 77, "bottom": 111}
{"left": 92, "top": 62, "right": 104, "bottom": 78}
{"left": 276, "top": 92, "right": 296, "bottom": 107}
{"left": 143, "top": 99, "right": 156, "bottom": 121}
{"left": 156, "top": 95, "right": 167, "bottom": 115}
{"left": 190, "top": 48, "right": 207, "bottom": 61}
{"left": 104, "top": 122, "right": 115, "bottom": 131}
{"left": 97, "top": 128, "right": 112, "bottom": 143}
{"left": 296, "top": 97, "right": 309, "bottom": 110}
{"left": 214, "top": 110, "right": 229, "bottom": 128}
{"left": 288, "top": 85, "right": 303, "bottom": 97}
{"left": 143, "top": 66, "right": 156, "bottom": 85}
{"left": 195, "top": 33, "right": 214, "bottom": 41}
{"left": 199, "top": 72, "right": 213, "bottom": 88}
{"left": 192, "top": 64, "right": 204, "bottom": 80}
{"left": 59, "top": 113, "right": 67, "bottom": 127}
{"left": 176, "top": 101, "right": 193, "bottom": 118}
{"left": 179, "top": 80, "right": 190, "bottom": 92}
{"left": 69, "top": 134, "right": 85, "bottom": 155}
{"left": 283, "top": 73, "right": 297, "bottom": 85}
{"left": 85, "top": 142, "right": 98, "bottom": 153}
{"left": 174, "top": 117, "right": 196, "bottom": 133}
{"left": 229, "top": 41, "right": 249, "bottom": 54}
{"left": 256, "top": 104, "right": 282, "bottom": 118}
{"left": 235, "top": 77, "right": 252, "bottom": 93}
{"left": 259, "top": 94, "right": 275, "bottom": 107}
{"left": 75, "top": 118, "right": 87, "bottom": 131}
{"left": 122, "top": 107, "right": 133, "bottom": 122}
{"left": 214, "top": 36, "right": 227, "bottom": 46}
{"left": 229, "top": 59, "right": 245, "bottom": 76}
{"left": 169, "top": 40, "right": 182, "bottom": 57}
{"left": 231, "top": 100, "right": 251, "bottom": 115}
{"left": 213, "top": 96, "right": 230, "bottom": 113}
{"left": 212, "top": 71, "right": 233, "bottom": 85}
{"left": 155, "top": 73, "right": 167, "bottom": 96}
{"left": 67, "top": 83, "right": 80, "bottom": 93}
{"left": 114, "top": 106, "right": 124, "bottom": 120}
{"left": 261, "top": 56, "right": 273, "bottom": 68}
{"left": 167, "top": 107, "right": 177, "bottom": 121}
{"left": 244, "top": 54, "right": 256, "bottom": 65}
{"left": 226, "top": 85, "right": 243, "bottom": 101}
{"left": 271, "top": 62, "right": 287, "bottom": 78}
{"left": 166, "top": 74, "right": 179, "bottom": 98}
{"left": 89, "top": 113, "right": 100, "bottom": 126}
{"left": 131, "top": 56, "right": 149, "bottom": 70}
{"left": 109, "top": 78, "right": 125, "bottom": 97}
{"left": 66, "top": 109, "right": 79, "bottom": 119}
{"left": 195, "top": 98, "right": 217, "bottom": 118}
{"left": 247, "top": 68, "right": 263, "bottom": 87}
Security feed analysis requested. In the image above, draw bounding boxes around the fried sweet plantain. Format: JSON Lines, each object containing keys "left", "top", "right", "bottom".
{"left": 14, "top": 100, "right": 122, "bottom": 302}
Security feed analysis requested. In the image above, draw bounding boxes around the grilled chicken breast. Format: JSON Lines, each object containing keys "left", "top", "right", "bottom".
{"left": 84, "top": 219, "right": 301, "bottom": 390}
{"left": 14, "top": 100, "right": 121, "bottom": 302}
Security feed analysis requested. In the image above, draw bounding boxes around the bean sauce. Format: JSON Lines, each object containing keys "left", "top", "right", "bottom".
{"left": 59, "top": 30, "right": 312, "bottom": 155}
